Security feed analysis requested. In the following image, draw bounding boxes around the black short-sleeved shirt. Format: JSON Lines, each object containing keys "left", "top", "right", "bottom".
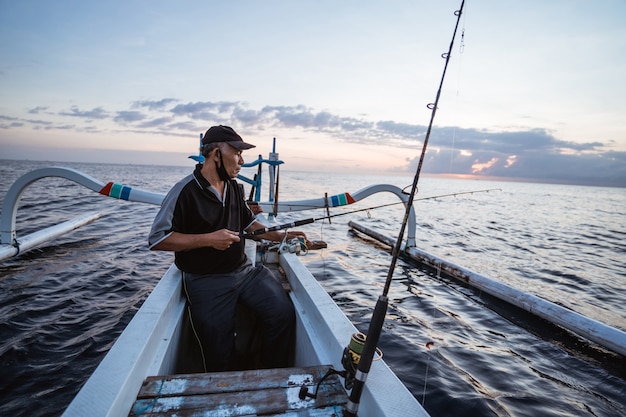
{"left": 148, "top": 164, "right": 256, "bottom": 274}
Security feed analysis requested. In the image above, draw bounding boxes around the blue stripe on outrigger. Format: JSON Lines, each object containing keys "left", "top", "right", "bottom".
{"left": 120, "top": 186, "right": 131, "bottom": 201}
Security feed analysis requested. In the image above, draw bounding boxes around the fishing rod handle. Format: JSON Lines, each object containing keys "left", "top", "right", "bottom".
{"left": 244, "top": 218, "right": 315, "bottom": 236}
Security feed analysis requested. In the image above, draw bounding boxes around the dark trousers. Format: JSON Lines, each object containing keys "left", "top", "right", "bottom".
{"left": 182, "top": 263, "right": 294, "bottom": 372}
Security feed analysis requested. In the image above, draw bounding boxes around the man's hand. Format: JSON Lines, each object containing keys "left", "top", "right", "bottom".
{"left": 210, "top": 229, "right": 241, "bottom": 250}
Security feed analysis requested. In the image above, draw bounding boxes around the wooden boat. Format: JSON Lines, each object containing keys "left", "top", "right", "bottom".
{"left": 0, "top": 157, "right": 429, "bottom": 416}
{"left": 58, "top": 243, "right": 428, "bottom": 416}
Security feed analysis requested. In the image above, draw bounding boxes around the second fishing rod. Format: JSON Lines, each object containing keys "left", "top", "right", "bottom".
{"left": 241, "top": 187, "right": 498, "bottom": 239}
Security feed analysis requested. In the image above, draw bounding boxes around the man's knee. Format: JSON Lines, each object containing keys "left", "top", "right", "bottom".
{"left": 273, "top": 298, "right": 295, "bottom": 326}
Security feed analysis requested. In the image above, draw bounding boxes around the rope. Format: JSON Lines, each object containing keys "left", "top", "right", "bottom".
{"left": 133, "top": 379, "right": 165, "bottom": 416}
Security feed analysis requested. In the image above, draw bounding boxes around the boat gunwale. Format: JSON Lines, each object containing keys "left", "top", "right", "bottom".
{"left": 61, "top": 264, "right": 185, "bottom": 417}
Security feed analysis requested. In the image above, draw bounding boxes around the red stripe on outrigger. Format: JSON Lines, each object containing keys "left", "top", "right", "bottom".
{"left": 99, "top": 182, "right": 114, "bottom": 196}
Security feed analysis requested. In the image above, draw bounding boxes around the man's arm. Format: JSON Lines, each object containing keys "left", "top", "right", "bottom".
{"left": 151, "top": 229, "right": 241, "bottom": 252}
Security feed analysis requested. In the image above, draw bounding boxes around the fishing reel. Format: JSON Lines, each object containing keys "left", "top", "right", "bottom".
{"left": 279, "top": 237, "right": 306, "bottom": 254}
{"left": 341, "top": 332, "right": 364, "bottom": 389}
{"left": 298, "top": 332, "right": 383, "bottom": 401}
{"left": 276, "top": 236, "right": 307, "bottom": 255}
{"left": 341, "top": 332, "right": 383, "bottom": 390}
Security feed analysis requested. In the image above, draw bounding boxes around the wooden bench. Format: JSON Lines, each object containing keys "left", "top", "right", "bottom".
{"left": 129, "top": 364, "right": 347, "bottom": 416}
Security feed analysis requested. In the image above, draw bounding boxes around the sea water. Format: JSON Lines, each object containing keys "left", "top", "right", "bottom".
{"left": 0, "top": 159, "right": 624, "bottom": 417}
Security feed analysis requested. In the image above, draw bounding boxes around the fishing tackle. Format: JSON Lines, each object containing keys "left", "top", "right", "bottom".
{"left": 343, "top": 2, "right": 466, "bottom": 416}
{"left": 341, "top": 332, "right": 383, "bottom": 390}
{"left": 298, "top": 332, "right": 383, "bottom": 401}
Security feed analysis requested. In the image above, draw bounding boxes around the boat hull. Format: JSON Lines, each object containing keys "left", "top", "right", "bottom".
{"left": 62, "top": 252, "right": 428, "bottom": 417}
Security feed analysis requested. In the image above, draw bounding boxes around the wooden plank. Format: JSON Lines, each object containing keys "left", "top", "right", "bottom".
{"left": 131, "top": 385, "right": 346, "bottom": 416}
{"left": 138, "top": 365, "right": 332, "bottom": 397}
{"left": 131, "top": 365, "right": 346, "bottom": 417}
{"left": 133, "top": 405, "right": 344, "bottom": 417}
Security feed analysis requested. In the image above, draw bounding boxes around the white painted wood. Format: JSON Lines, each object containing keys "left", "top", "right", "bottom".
{"left": 0, "top": 212, "right": 103, "bottom": 261}
{"left": 1, "top": 166, "right": 163, "bottom": 258}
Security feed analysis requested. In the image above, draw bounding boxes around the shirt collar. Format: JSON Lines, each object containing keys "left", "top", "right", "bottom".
{"left": 193, "top": 164, "right": 228, "bottom": 203}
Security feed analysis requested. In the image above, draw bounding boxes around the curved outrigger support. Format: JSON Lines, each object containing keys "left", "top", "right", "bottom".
{"left": 1, "top": 166, "right": 416, "bottom": 261}
{"left": 0, "top": 167, "right": 165, "bottom": 262}
{"left": 257, "top": 184, "right": 417, "bottom": 248}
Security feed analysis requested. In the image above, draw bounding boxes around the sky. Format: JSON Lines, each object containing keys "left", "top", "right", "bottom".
{"left": 1, "top": 0, "right": 625, "bottom": 187}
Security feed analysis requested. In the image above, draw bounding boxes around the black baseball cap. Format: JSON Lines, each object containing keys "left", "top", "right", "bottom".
{"left": 202, "top": 125, "right": 255, "bottom": 150}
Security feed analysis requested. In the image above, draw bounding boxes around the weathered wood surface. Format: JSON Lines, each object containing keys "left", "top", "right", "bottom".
{"left": 130, "top": 365, "right": 346, "bottom": 416}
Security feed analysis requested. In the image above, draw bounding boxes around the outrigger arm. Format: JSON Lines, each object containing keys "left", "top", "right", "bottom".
{"left": 0, "top": 167, "right": 164, "bottom": 261}
{"left": 1, "top": 168, "right": 417, "bottom": 261}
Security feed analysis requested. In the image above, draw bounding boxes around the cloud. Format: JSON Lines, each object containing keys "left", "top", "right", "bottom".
{"left": 138, "top": 116, "right": 173, "bottom": 129}
{"left": 434, "top": 128, "right": 605, "bottom": 155}
{"left": 0, "top": 115, "right": 24, "bottom": 129}
{"left": 24, "top": 118, "right": 53, "bottom": 126}
{"left": 59, "top": 106, "right": 108, "bottom": 120}
{"left": 131, "top": 98, "right": 178, "bottom": 110}
{"left": 405, "top": 134, "right": 626, "bottom": 187}
{"left": 43, "top": 124, "right": 77, "bottom": 131}
{"left": 167, "top": 121, "right": 200, "bottom": 131}
{"left": 170, "top": 101, "right": 224, "bottom": 117}
{"left": 114, "top": 110, "right": 147, "bottom": 124}
{"left": 265, "top": 105, "right": 374, "bottom": 134}
{"left": 1, "top": 99, "right": 624, "bottom": 187}
{"left": 28, "top": 106, "right": 49, "bottom": 114}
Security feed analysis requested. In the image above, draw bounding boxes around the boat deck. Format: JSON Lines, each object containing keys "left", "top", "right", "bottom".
{"left": 129, "top": 364, "right": 347, "bottom": 416}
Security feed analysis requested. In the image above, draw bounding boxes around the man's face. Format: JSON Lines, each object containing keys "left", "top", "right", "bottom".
{"left": 218, "top": 144, "right": 244, "bottom": 179}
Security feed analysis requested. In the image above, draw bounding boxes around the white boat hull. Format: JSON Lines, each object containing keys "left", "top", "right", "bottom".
{"left": 62, "top": 252, "right": 428, "bottom": 417}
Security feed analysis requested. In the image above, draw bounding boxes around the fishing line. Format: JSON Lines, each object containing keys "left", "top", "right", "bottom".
{"left": 449, "top": 6, "right": 467, "bottom": 174}
{"left": 343, "top": 2, "right": 466, "bottom": 415}
{"left": 422, "top": 351, "right": 431, "bottom": 405}
{"left": 243, "top": 188, "right": 499, "bottom": 239}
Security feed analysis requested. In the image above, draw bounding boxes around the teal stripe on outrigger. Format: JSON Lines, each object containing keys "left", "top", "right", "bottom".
{"left": 110, "top": 183, "right": 123, "bottom": 199}
{"left": 109, "top": 183, "right": 132, "bottom": 200}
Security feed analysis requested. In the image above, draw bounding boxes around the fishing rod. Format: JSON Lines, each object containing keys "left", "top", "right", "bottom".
{"left": 343, "top": 2, "right": 466, "bottom": 416}
{"left": 242, "top": 188, "right": 499, "bottom": 238}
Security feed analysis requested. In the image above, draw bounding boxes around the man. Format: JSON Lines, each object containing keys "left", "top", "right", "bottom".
{"left": 148, "top": 125, "right": 305, "bottom": 371}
